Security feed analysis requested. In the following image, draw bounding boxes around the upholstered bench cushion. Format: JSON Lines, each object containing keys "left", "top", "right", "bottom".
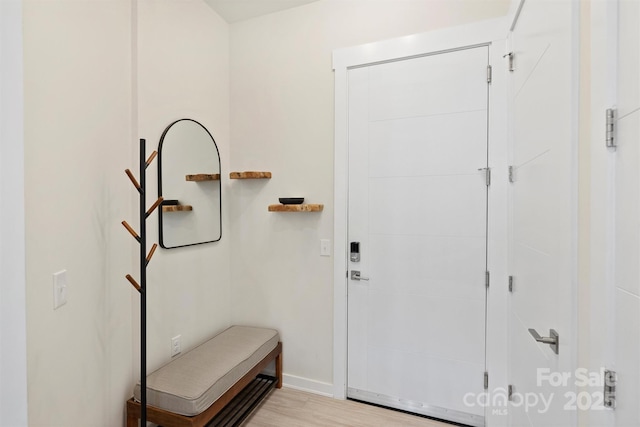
{"left": 133, "top": 325, "right": 279, "bottom": 416}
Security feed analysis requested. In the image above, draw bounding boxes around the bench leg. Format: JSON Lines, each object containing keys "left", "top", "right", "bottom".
{"left": 126, "top": 399, "right": 139, "bottom": 427}
{"left": 276, "top": 343, "right": 283, "bottom": 389}
{"left": 126, "top": 414, "right": 138, "bottom": 427}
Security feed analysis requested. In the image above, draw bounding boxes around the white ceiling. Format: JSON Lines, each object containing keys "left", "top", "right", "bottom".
{"left": 205, "top": 0, "right": 321, "bottom": 23}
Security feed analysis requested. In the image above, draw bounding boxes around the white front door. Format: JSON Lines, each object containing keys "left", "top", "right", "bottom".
{"left": 507, "top": 0, "right": 578, "bottom": 426}
{"left": 347, "top": 46, "right": 490, "bottom": 427}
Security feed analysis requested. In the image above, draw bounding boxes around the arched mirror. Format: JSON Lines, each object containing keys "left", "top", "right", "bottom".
{"left": 158, "top": 118, "right": 221, "bottom": 248}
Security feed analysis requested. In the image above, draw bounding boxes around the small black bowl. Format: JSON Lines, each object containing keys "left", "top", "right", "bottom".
{"left": 279, "top": 197, "right": 304, "bottom": 205}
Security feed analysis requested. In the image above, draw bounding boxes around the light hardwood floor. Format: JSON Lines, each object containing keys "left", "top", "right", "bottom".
{"left": 243, "top": 387, "right": 454, "bottom": 427}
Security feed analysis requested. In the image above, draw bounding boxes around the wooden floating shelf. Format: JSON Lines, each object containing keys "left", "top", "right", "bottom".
{"left": 162, "top": 205, "right": 193, "bottom": 212}
{"left": 268, "top": 204, "right": 324, "bottom": 212}
{"left": 185, "top": 174, "right": 220, "bottom": 182}
{"left": 230, "top": 171, "right": 272, "bottom": 180}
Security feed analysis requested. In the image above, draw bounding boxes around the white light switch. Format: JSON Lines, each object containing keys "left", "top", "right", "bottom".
{"left": 320, "top": 239, "right": 331, "bottom": 257}
{"left": 53, "top": 270, "right": 68, "bottom": 310}
{"left": 171, "top": 335, "right": 182, "bottom": 357}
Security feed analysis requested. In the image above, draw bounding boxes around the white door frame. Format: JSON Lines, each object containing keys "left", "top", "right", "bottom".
{"left": 333, "top": 16, "right": 509, "bottom": 425}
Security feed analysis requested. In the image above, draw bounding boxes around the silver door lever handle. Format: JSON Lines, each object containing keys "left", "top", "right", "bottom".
{"left": 351, "top": 270, "right": 369, "bottom": 281}
{"left": 528, "top": 328, "right": 559, "bottom": 354}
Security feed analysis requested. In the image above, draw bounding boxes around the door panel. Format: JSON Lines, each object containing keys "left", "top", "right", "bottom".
{"left": 508, "top": 0, "right": 576, "bottom": 426}
{"left": 365, "top": 349, "right": 483, "bottom": 414}
{"left": 369, "top": 234, "right": 486, "bottom": 300}
{"left": 510, "top": 0, "right": 572, "bottom": 99}
{"left": 369, "top": 175, "right": 487, "bottom": 237}
{"left": 512, "top": 152, "right": 565, "bottom": 253}
{"left": 368, "top": 48, "right": 488, "bottom": 120}
{"left": 347, "top": 46, "right": 489, "bottom": 427}
{"left": 366, "top": 287, "right": 485, "bottom": 361}
{"left": 369, "top": 111, "right": 488, "bottom": 177}
{"left": 511, "top": 241, "right": 557, "bottom": 326}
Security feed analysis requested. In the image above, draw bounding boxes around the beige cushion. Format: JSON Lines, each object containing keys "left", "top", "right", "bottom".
{"left": 134, "top": 325, "right": 279, "bottom": 416}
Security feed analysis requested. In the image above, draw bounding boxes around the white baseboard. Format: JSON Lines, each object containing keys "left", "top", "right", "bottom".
{"left": 282, "top": 374, "right": 334, "bottom": 397}
{"left": 263, "top": 368, "right": 334, "bottom": 398}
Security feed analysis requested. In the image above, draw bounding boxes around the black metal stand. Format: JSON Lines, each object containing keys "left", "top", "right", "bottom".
{"left": 209, "top": 374, "right": 277, "bottom": 427}
{"left": 122, "top": 139, "right": 162, "bottom": 426}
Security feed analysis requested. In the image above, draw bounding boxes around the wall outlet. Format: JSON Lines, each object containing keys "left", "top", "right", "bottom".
{"left": 53, "top": 270, "right": 68, "bottom": 310}
{"left": 171, "top": 335, "right": 182, "bottom": 357}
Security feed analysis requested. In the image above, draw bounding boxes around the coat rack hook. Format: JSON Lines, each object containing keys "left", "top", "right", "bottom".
{"left": 145, "top": 243, "right": 158, "bottom": 266}
{"left": 122, "top": 221, "right": 141, "bottom": 243}
{"left": 125, "top": 274, "right": 141, "bottom": 293}
{"left": 145, "top": 197, "right": 164, "bottom": 218}
{"left": 125, "top": 169, "right": 141, "bottom": 191}
{"left": 145, "top": 151, "right": 158, "bottom": 168}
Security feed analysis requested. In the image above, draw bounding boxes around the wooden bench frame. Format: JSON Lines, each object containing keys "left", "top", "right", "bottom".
{"left": 126, "top": 341, "right": 282, "bottom": 427}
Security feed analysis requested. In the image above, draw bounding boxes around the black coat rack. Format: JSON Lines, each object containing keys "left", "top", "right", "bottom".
{"left": 122, "top": 139, "right": 163, "bottom": 425}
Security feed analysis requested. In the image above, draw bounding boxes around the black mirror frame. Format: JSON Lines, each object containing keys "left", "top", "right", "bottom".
{"left": 157, "top": 118, "right": 222, "bottom": 249}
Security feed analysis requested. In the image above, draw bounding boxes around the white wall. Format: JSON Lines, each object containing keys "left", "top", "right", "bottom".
{"left": 229, "top": 0, "right": 511, "bottom": 393}
{"left": 23, "top": 0, "right": 134, "bottom": 423}
{"left": 0, "top": 0, "right": 28, "bottom": 424}
{"left": 22, "top": 0, "right": 230, "bottom": 424}
{"left": 137, "top": 0, "right": 232, "bottom": 373}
